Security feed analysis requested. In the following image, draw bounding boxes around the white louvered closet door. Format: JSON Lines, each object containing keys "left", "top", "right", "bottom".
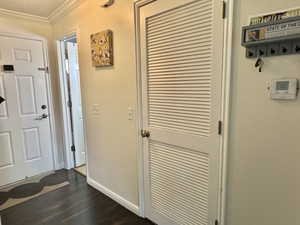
{"left": 140, "top": 0, "right": 224, "bottom": 225}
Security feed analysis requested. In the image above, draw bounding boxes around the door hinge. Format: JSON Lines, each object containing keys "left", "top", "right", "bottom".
{"left": 215, "top": 220, "right": 219, "bottom": 225}
{"left": 222, "top": 1, "right": 226, "bottom": 19}
{"left": 218, "top": 121, "right": 222, "bottom": 135}
{"left": 71, "top": 145, "right": 76, "bottom": 152}
{"left": 141, "top": 129, "right": 150, "bottom": 138}
{"left": 68, "top": 100, "right": 72, "bottom": 108}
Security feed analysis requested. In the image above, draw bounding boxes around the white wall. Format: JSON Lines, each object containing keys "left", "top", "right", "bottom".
{"left": 0, "top": 15, "right": 65, "bottom": 169}
{"left": 51, "top": 0, "right": 300, "bottom": 221}
{"left": 2, "top": 0, "right": 300, "bottom": 223}
{"left": 226, "top": 0, "right": 300, "bottom": 224}
{"left": 52, "top": 0, "right": 139, "bottom": 206}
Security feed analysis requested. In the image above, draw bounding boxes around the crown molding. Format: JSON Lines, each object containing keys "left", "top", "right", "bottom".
{"left": 48, "top": 0, "right": 84, "bottom": 23}
{"left": 0, "top": 8, "right": 49, "bottom": 23}
{"left": 0, "top": 0, "right": 85, "bottom": 24}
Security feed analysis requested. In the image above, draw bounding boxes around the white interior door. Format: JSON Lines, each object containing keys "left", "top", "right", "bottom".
{"left": 67, "top": 42, "right": 86, "bottom": 167}
{"left": 0, "top": 35, "right": 54, "bottom": 186}
{"left": 140, "top": 0, "right": 224, "bottom": 224}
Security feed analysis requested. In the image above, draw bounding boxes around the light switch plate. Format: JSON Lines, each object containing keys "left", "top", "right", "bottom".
{"left": 92, "top": 104, "right": 101, "bottom": 116}
{"left": 128, "top": 107, "right": 133, "bottom": 120}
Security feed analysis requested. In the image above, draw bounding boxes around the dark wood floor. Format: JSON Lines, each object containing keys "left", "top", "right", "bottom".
{"left": 0, "top": 170, "right": 154, "bottom": 225}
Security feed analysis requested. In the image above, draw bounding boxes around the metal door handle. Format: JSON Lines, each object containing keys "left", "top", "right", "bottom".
{"left": 35, "top": 113, "right": 49, "bottom": 120}
{"left": 141, "top": 129, "right": 150, "bottom": 138}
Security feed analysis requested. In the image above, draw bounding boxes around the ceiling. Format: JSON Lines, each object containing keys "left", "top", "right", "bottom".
{"left": 0, "top": 0, "right": 66, "bottom": 17}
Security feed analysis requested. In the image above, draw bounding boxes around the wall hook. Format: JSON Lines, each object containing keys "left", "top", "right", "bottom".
{"left": 101, "top": 0, "right": 115, "bottom": 8}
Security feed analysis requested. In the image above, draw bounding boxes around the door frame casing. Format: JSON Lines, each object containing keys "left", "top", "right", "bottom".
{"left": 56, "top": 38, "right": 73, "bottom": 169}
{"left": 56, "top": 29, "right": 89, "bottom": 172}
{"left": 0, "top": 31, "right": 60, "bottom": 171}
{"left": 133, "top": 0, "right": 235, "bottom": 223}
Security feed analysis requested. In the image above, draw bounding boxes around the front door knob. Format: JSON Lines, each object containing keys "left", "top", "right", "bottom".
{"left": 35, "top": 113, "right": 49, "bottom": 120}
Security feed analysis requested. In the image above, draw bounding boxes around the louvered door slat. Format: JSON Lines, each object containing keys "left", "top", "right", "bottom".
{"left": 148, "top": 32, "right": 212, "bottom": 47}
{"left": 147, "top": 0, "right": 212, "bottom": 25}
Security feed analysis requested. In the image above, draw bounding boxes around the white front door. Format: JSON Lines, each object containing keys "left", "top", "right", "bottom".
{"left": 67, "top": 42, "right": 86, "bottom": 167}
{"left": 140, "top": 0, "right": 224, "bottom": 224}
{"left": 0, "top": 35, "right": 54, "bottom": 186}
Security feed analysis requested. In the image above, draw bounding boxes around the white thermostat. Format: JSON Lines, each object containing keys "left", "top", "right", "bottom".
{"left": 270, "top": 78, "right": 298, "bottom": 100}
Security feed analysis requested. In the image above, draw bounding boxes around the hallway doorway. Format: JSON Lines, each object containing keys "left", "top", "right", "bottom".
{"left": 57, "top": 35, "right": 87, "bottom": 172}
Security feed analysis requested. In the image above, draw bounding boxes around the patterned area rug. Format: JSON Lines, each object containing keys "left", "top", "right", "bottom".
{"left": 0, "top": 171, "right": 69, "bottom": 211}
{"left": 74, "top": 165, "right": 87, "bottom": 176}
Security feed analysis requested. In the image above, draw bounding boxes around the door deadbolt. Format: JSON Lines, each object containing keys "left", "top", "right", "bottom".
{"left": 141, "top": 130, "right": 150, "bottom": 138}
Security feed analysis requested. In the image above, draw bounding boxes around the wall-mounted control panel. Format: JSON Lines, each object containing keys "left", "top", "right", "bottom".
{"left": 270, "top": 78, "right": 298, "bottom": 100}
{"left": 242, "top": 16, "right": 300, "bottom": 58}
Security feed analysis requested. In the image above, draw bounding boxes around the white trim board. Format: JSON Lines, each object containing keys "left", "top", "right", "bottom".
{"left": 133, "top": 0, "right": 158, "bottom": 218}
{"left": 220, "top": 1, "right": 234, "bottom": 224}
{"left": 0, "top": 8, "right": 49, "bottom": 23}
{"left": 87, "top": 177, "right": 140, "bottom": 216}
{"left": 56, "top": 40, "right": 74, "bottom": 169}
{"left": 49, "top": 0, "right": 85, "bottom": 23}
{"left": 0, "top": 0, "right": 85, "bottom": 24}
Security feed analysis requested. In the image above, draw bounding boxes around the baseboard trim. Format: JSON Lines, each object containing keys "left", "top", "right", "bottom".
{"left": 56, "top": 161, "right": 66, "bottom": 170}
{"left": 87, "top": 176, "right": 140, "bottom": 216}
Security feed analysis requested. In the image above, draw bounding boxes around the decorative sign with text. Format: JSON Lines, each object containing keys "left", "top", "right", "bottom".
{"left": 245, "top": 19, "right": 300, "bottom": 42}
{"left": 250, "top": 8, "right": 300, "bottom": 25}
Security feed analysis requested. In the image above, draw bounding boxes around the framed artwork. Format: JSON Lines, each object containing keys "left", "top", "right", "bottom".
{"left": 90, "top": 30, "right": 113, "bottom": 67}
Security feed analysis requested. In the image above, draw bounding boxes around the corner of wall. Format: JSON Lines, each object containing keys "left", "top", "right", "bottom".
{"left": 87, "top": 175, "right": 141, "bottom": 216}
